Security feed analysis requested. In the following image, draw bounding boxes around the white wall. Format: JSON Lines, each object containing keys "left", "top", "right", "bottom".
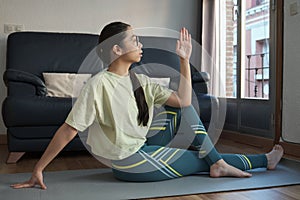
{"left": 0, "top": 0, "right": 199, "bottom": 135}
{"left": 282, "top": 0, "right": 300, "bottom": 144}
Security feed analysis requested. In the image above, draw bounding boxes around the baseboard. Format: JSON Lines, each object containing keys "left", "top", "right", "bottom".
{"left": 220, "top": 130, "right": 274, "bottom": 150}
{"left": 0, "top": 134, "right": 7, "bottom": 145}
{"left": 1, "top": 131, "right": 299, "bottom": 158}
{"left": 221, "top": 130, "right": 300, "bottom": 159}
{"left": 278, "top": 141, "right": 300, "bottom": 160}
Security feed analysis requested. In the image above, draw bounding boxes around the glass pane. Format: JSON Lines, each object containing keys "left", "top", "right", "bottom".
{"left": 241, "top": 0, "right": 270, "bottom": 99}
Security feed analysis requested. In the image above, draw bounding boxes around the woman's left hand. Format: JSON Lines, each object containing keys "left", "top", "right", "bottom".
{"left": 176, "top": 28, "right": 192, "bottom": 61}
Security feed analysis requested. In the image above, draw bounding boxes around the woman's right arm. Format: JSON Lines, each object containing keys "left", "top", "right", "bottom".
{"left": 11, "top": 122, "right": 78, "bottom": 189}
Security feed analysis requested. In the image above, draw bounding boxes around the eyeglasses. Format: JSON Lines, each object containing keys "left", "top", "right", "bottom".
{"left": 119, "top": 35, "right": 140, "bottom": 48}
{"left": 134, "top": 35, "right": 140, "bottom": 47}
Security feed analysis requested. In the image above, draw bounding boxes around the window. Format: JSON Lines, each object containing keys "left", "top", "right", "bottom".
{"left": 218, "top": 0, "right": 270, "bottom": 99}
{"left": 214, "top": 0, "right": 275, "bottom": 137}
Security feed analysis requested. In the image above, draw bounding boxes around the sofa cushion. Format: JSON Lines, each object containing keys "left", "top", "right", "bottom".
{"left": 43, "top": 73, "right": 91, "bottom": 97}
{"left": 2, "top": 96, "right": 72, "bottom": 127}
{"left": 7, "top": 130, "right": 86, "bottom": 151}
{"left": 6, "top": 32, "right": 99, "bottom": 77}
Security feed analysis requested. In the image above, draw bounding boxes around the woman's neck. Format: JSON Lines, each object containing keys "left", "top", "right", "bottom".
{"left": 107, "top": 60, "right": 131, "bottom": 76}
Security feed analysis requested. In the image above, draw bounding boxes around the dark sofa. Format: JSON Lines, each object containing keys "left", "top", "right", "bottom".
{"left": 2, "top": 31, "right": 217, "bottom": 163}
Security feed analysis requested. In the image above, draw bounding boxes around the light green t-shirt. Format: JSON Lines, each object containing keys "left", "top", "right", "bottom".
{"left": 65, "top": 70, "right": 173, "bottom": 160}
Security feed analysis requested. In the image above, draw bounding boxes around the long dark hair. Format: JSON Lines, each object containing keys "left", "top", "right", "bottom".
{"left": 98, "top": 22, "right": 149, "bottom": 126}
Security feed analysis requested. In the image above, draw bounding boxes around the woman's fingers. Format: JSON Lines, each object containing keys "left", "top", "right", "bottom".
{"left": 11, "top": 181, "right": 34, "bottom": 189}
{"left": 11, "top": 181, "right": 47, "bottom": 189}
{"left": 181, "top": 28, "right": 191, "bottom": 43}
{"left": 184, "top": 28, "right": 188, "bottom": 41}
{"left": 10, "top": 172, "right": 47, "bottom": 190}
{"left": 180, "top": 28, "right": 186, "bottom": 41}
{"left": 176, "top": 40, "right": 180, "bottom": 51}
{"left": 180, "top": 27, "right": 190, "bottom": 41}
{"left": 39, "top": 180, "right": 47, "bottom": 190}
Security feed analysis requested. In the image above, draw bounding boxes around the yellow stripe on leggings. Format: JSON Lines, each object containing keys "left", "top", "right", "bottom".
{"left": 156, "top": 111, "right": 177, "bottom": 131}
{"left": 149, "top": 127, "right": 166, "bottom": 131}
{"left": 195, "top": 130, "right": 207, "bottom": 134}
{"left": 242, "top": 155, "right": 252, "bottom": 169}
{"left": 151, "top": 147, "right": 165, "bottom": 157}
{"left": 160, "top": 159, "right": 182, "bottom": 177}
{"left": 164, "top": 149, "right": 180, "bottom": 163}
{"left": 112, "top": 159, "right": 147, "bottom": 169}
{"left": 199, "top": 150, "right": 206, "bottom": 154}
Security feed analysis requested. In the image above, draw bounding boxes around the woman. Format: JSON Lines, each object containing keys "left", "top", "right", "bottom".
{"left": 11, "top": 22, "right": 283, "bottom": 189}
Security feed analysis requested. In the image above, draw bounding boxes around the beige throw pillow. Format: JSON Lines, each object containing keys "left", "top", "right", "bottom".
{"left": 43, "top": 73, "right": 92, "bottom": 98}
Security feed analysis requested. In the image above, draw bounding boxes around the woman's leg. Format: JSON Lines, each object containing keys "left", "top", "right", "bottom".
{"left": 112, "top": 145, "right": 208, "bottom": 182}
{"left": 111, "top": 144, "right": 274, "bottom": 182}
{"left": 147, "top": 105, "right": 222, "bottom": 166}
{"left": 120, "top": 105, "right": 282, "bottom": 181}
{"left": 146, "top": 106, "right": 181, "bottom": 146}
{"left": 175, "top": 106, "right": 282, "bottom": 174}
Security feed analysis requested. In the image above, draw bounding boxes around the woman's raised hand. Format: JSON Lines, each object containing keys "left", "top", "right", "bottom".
{"left": 176, "top": 27, "right": 192, "bottom": 61}
{"left": 10, "top": 170, "right": 47, "bottom": 190}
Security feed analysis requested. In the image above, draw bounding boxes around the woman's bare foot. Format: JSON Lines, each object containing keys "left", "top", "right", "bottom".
{"left": 210, "top": 159, "right": 252, "bottom": 178}
{"left": 266, "top": 144, "right": 284, "bottom": 170}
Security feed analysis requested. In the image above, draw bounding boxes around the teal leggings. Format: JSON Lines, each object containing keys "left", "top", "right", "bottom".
{"left": 112, "top": 106, "right": 267, "bottom": 182}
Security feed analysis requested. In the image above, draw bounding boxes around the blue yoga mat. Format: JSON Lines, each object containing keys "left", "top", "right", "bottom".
{"left": 1, "top": 158, "right": 299, "bottom": 200}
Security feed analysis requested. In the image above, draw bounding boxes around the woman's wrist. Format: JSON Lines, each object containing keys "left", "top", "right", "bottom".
{"left": 179, "top": 57, "right": 190, "bottom": 65}
{"left": 33, "top": 164, "right": 44, "bottom": 173}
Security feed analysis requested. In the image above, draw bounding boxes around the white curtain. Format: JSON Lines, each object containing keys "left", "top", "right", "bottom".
{"left": 201, "top": 0, "right": 221, "bottom": 96}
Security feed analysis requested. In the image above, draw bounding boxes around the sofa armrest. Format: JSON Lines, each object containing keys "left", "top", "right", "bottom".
{"left": 3, "top": 69, "right": 47, "bottom": 96}
{"left": 192, "top": 72, "right": 210, "bottom": 83}
{"left": 192, "top": 72, "right": 210, "bottom": 94}
{"left": 195, "top": 93, "right": 219, "bottom": 129}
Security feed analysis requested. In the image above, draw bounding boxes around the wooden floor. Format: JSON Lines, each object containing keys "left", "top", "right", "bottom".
{"left": 0, "top": 138, "right": 299, "bottom": 200}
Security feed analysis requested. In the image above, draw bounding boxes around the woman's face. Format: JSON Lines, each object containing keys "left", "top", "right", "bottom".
{"left": 118, "top": 27, "right": 143, "bottom": 64}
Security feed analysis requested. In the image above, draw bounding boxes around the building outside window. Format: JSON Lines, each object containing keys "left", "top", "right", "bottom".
{"left": 219, "top": 0, "right": 270, "bottom": 99}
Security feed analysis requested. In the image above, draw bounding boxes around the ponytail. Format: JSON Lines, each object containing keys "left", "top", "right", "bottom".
{"left": 129, "top": 71, "right": 149, "bottom": 126}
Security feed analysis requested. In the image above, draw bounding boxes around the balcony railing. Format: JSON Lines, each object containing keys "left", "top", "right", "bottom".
{"left": 245, "top": 53, "right": 269, "bottom": 98}
{"left": 232, "top": 52, "right": 269, "bottom": 99}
